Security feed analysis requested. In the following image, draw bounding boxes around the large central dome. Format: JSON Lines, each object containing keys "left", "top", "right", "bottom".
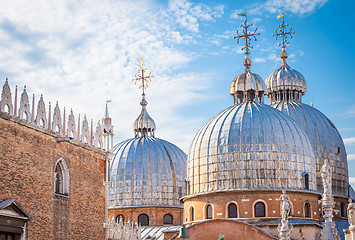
{"left": 187, "top": 101, "right": 316, "bottom": 195}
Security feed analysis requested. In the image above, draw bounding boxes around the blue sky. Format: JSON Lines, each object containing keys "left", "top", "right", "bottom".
{"left": 0, "top": 0, "right": 354, "bottom": 188}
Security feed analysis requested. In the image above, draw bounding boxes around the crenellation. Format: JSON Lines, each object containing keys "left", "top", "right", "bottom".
{"left": 0, "top": 78, "right": 13, "bottom": 114}
{"left": 82, "top": 115, "right": 89, "bottom": 144}
{"left": 52, "top": 102, "right": 62, "bottom": 133}
{"left": 18, "top": 86, "right": 31, "bottom": 121}
{"left": 95, "top": 121, "right": 103, "bottom": 149}
{"left": 0, "top": 79, "right": 109, "bottom": 151}
{"left": 35, "top": 94, "right": 47, "bottom": 128}
{"left": 67, "top": 109, "right": 76, "bottom": 139}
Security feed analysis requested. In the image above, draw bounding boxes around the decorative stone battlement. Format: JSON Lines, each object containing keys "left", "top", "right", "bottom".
{"left": 0, "top": 78, "right": 111, "bottom": 151}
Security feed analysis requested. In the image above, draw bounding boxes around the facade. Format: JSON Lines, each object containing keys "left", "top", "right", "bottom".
{"left": 0, "top": 80, "right": 110, "bottom": 239}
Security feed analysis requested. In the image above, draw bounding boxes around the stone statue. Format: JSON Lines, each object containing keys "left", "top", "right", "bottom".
{"left": 321, "top": 159, "right": 332, "bottom": 195}
{"left": 349, "top": 198, "right": 355, "bottom": 226}
{"left": 280, "top": 190, "right": 292, "bottom": 221}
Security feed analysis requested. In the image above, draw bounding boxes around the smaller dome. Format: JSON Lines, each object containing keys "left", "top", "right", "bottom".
{"left": 265, "top": 49, "right": 306, "bottom": 103}
{"left": 230, "top": 72, "right": 266, "bottom": 94}
{"left": 133, "top": 95, "right": 156, "bottom": 137}
{"left": 230, "top": 52, "right": 266, "bottom": 104}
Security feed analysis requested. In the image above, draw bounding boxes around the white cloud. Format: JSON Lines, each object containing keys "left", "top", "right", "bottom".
{"left": 348, "top": 154, "right": 355, "bottom": 161}
{"left": 254, "top": 57, "right": 266, "bottom": 63}
{"left": 344, "top": 138, "right": 355, "bottom": 145}
{"left": 249, "top": 0, "right": 328, "bottom": 15}
{"left": 350, "top": 177, "right": 355, "bottom": 184}
{"left": 0, "top": 0, "right": 221, "bottom": 152}
{"left": 168, "top": 0, "right": 224, "bottom": 33}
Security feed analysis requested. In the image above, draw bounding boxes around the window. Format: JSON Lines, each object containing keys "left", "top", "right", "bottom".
{"left": 254, "top": 202, "right": 266, "bottom": 217}
{"left": 54, "top": 158, "right": 69, "bottom": 196}
{"left": 138, "top": 214, "right": 149, "bottom": 226}
{"left": 341, "top": 202, "right": 347, "bottom": 218}
{"left": 163, "top": 214, "right": 173, "bottom": 225}
{"left": 206, "top": 204, "right": 213, "bottom": 219}
{"left": 116, "top": 214, "right": 124, "bottom": 223}
{"left": 228, "top": 203, "right": 238, "bottom": 218}
{"left": 304, "top": 202, "right": 310, "bottom": 218}
{"left": 304, "top": 173, "right": 309, "bottom": 190}
{"left": 189, "top": 206, "right": 195, "bottom": 222}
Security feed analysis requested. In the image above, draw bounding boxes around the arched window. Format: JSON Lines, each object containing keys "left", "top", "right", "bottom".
{"left": 189, "top": 206, "right": 195, "bottom": 222}
{"left": 228, "top": 203, "right": 238, "bottom": 218}
{"left": 54, "top": 158, "right": 69, "bottom": 196}
{"left": 138, "top": 214, "right": 149, "bottom": 226}
{"left": 341, "top": 202, "right": 347, "bottom": 218}
{"left": 116, "top": 214, "right": 124, "bottom": 223}
{"left": 254, "top": 202, "right": 266, "bottom": 217}
{"left": 206, "top": 204, "right": 213, "bottom": 219}
{"left": 304, "top": 173, "right": 309, "bottom": 190}
{"left": 304, "top": 202, "right": 311, "bottom": 218}
{"left": 163, "top": 214, "right": 173, "bottom": 225}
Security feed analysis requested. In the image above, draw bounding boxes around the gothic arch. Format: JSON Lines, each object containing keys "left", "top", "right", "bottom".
{"left": 53, "top": 157, "right": 70, "bottom": 196}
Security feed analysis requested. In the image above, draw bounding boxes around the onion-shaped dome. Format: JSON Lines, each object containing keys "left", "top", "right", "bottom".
{"left": 265, "top": 49, "right": 306, "bottom": 104}
{"left": 186, "top": 101, "right": 316, "bottom": 195}
{"left": 230, "top": 53, "right": 267, "bottom": 105}
{"left": 272, "top": 101, "right": 348, "bottom": 196}
{"left": 109, "top": 94, "right": 187, "bottom": 208}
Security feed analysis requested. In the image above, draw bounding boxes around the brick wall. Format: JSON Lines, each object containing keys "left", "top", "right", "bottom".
{"left": 0, "top": 113, "right": 106, "bottom": 239}
{"left": 108, "top": 206, "right": 183, "bottom": 226}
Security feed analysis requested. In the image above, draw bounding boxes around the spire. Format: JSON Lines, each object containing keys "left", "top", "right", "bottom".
{"left": 105, "top": 101, "right": 110, "bottom": 118}
{"left": 101, "top": 100, "right": 114, "bottom": 151}
{"left": 132, "top": 57, "right": 156, "bottom": 137}
{"left": 230, "top": 12, "right": 266, "bottom": 104}
{"left": 272, "top": 13, "right": 295, "bottom": 67}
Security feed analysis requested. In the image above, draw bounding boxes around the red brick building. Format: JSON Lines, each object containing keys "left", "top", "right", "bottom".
{"left": 0, "top": 80, "right": 111, "bottom": 239}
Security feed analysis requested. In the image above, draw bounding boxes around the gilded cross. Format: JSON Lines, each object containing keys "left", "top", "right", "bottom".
{"left": 234, "top": 12, "right": 260, "bottom": 54}
{"left": 132, "top": 57, "right": 154, "bottom": 95}
{"left": 272, "top": 13, "right": 295, "bottom": 48}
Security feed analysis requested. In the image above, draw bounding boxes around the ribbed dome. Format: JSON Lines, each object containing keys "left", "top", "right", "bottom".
{"left": 230, "top": 52, "right": 267, "bottom": 104}
{"left": 110, "top": 136, "right": 187, "bottom": 207}
{"left": 265, "top": 63, "right": 306, "bottom": 94}
{"left": 272, "top": 101, "right": 348, "bottom": 196}
{"left": 230, "top": 72, "right": 266, "bottom": 95}
{"left": 187, "top": 101, "right": 316, "bottom": 195}
{"left": 265, "top": 49, "right": 306, "bottom": 104}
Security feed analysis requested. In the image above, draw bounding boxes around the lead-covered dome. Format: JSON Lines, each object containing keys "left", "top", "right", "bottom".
{"left": 109, "top": 93, "right": 187, "bottom": 208}
{"left": 265, "top": 49, "right": 306, "bottom": 103}
{"left": 187, "top": 101, "right": 316, "bottom": 195}
{"left": 110, "top": 136, "right": 186, "bottom": 207}
{"left": 272, "top": 101, "right": 348, "bottom": 196}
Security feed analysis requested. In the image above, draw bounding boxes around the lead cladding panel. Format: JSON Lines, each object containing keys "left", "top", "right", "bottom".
{"left": 187, "top": 101, "right": 316, "bottom": 195}
{"left": 109, "top": 136, "right": 187, "bottom": 207}
{"left": 272, "top": 101, "right": 349, "bottom": 196}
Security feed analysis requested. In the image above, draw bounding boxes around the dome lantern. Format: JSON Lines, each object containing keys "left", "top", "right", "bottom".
{"left": 230, "top": 12, "right": 266, "bottom": 105}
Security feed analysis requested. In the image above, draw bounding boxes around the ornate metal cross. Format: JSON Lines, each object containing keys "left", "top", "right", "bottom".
{"left": 234, "top": 12, "right": 260, "bottom": 54}
{"left": 272, "top": 13, "right": 295, "bottom": 48}
{"left": 132, "top": 57, "right": 154, "bottom": 95}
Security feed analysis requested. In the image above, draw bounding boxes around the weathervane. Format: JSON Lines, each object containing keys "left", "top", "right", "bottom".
{"left": 132, "top": 57, "right": 154, "bottom": 96}
{"left": 234, "top": 12, "right": 260, "bottom": 54}
{"left": 272, "top": 13, "right": 295, "bottom": 49}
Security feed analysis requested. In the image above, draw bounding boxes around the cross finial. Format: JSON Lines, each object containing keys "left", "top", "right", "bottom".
{"left": 272, "top": 13, "right": 295, "bottom": 49}
{"left": 234, "top": 12, "right": 260, "bottom": 54}
{"left": 132, "top": 57, "right": 154, "bottom": 96}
